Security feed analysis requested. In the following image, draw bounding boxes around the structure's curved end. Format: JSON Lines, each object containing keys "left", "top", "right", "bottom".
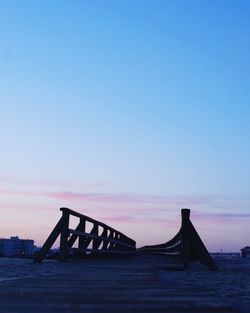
{"left": 138, "top": 208, "right": 218, "bottom": 271}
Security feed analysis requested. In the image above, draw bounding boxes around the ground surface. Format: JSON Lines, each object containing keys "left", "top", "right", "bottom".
{"left": 0, "top": 254, "right": 249, "bottom": 313}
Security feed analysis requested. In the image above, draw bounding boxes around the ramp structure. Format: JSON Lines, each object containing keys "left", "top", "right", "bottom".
{"left": 34, "top": 207, "right": 136, "bottom": 262}
{"left": 138, "top": 209, "right": 218, "bottom": 271}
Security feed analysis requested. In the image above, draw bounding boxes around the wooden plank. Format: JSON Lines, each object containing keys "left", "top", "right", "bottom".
{"left": 60, "top": 207, "right": 135, "bottom": 243}
{"left": 137, "top": 244, "right": 181, "bottom": 254}
{"left": 69, "top": 229, "right": 135, "bottom": 249}
{"left": 138, "top": 231, "right": 181, "bottom": 252}
{"left": 70, "top": 248, "right": 135, "bottom": 255}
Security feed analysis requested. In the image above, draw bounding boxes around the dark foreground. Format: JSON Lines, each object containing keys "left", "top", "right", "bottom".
{"left": 0, "top": 254, "right": 249, "bottom": 313}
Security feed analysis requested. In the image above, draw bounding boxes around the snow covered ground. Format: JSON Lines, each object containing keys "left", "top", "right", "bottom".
{"left": 0, "top": 255, "right": 249, "bottom": 312}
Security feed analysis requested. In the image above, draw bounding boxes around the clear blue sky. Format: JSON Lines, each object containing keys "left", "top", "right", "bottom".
{"left": 0, "top": 0, "right": 249, "bottom": 251}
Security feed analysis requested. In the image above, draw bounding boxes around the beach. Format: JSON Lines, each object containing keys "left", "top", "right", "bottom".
{"left": 0, "top": 254, "right": 249, "bottom": 312}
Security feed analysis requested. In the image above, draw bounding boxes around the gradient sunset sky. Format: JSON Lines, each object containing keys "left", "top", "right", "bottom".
{"left": 0, "top": 1, "right": 249, "bottom": 252}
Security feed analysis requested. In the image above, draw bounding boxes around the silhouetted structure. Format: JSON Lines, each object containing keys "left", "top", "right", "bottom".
{"left": 34, "top": 207, "right": 136, "bottom": 262}
{"left": 138, "top": 209, "right": 218, "bottom": 271}
{"left": 34, "top": 207, "right": 217, "bottom": 271}
{"left": 0, "top": 236, "right": 34, "bottom": 258}
{"left": 241, "top": 246, "right": 250, "bottom": 258}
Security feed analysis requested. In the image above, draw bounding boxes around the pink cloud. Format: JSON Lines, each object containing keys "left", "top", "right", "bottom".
{"left": 0, "top": 202, "right": 55, "bottom": 212}
{"left": 0, "top": 188, "right": 12, "bottom": 195}
{"left": 100, "top": 215, "right": 138, "bottom": 223}
{"left": 1, "top": 178, "right": 249, "bottom": 211}
{"left": 0, "top": 176, "right": 106, "bottom": 189}
{"left": 42, "top": 191, "right": 214, "bottom": 206}
{"left": 148, "top": 217, "right": 179, "bottom": 227}
{"left": 1, "top": 185, "right": 249, "bottom": 226}
{"left": 200, "top": 212, "right": 250, "bottom": 218}
{"left": 192, "top": 211, "right": 250, "bottom": 225}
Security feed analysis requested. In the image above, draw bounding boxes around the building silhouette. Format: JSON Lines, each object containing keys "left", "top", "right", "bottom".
{"left": 0, "top": 236, "right": 34, "bottom": 257}
{"left": 241, "top": 246, "right": 250, "bottom": 258}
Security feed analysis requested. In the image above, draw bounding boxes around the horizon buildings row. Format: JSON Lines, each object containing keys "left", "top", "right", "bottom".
{"left": 0, "top": 235, "right": 250, "bottom": 259}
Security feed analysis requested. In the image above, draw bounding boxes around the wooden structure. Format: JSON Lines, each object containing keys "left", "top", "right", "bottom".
{"left": 34, "top": 207, "right": 136, "bottom": 262}
{"left": 138, "top": 208, "right": 218, "bottom": 271}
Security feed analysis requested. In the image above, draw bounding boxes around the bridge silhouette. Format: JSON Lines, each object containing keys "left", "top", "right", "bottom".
{"left": 34, "top": 207, "right": 218, "bottom": 271}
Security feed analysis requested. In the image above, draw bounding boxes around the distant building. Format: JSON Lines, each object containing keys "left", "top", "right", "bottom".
{"left": 241, "top": 246, "right": 250, "bottom": 259}
{"left": 0, "top": 236, "right": 34, "bottom": 258}
{"left": 211, "top": 252, "right": 240, "bottom": 259}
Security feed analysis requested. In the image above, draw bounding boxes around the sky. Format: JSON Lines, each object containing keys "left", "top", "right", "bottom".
{"left": 0, "top": 0, "right": 249, "bottom": 252}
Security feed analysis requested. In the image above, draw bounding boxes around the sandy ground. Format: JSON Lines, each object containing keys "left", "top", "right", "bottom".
{"left": 0, "top": 255, "right": 249, "bottom": 312}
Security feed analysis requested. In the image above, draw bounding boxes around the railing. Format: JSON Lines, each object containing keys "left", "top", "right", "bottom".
{"left": 34, "top": 208, "right": 136, "bottom": 262}
{"left": 137, "top": 209, "right": 218, "bottom": 271}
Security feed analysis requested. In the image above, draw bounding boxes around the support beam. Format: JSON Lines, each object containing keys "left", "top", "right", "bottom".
{"left": 68, "top": 219, "right": 86, "bottom": 248}
{"left": 34, "top": 216, "right": 64, "bottom": 262}
{"left": 59, "top": 210, "right": 70, "bottom": 260}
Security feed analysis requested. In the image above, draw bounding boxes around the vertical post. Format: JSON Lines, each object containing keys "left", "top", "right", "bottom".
{"left": 92, "top": 224, "right": 99, "bottom": 250}
{"left": 78, "top": 219, "right": 86, "bottom": 250}
{"left": 114, "top": 233, "right": 120, "bottom": 250}
{"left": 181, "top": 208, "right": 190, "bottom": 268}
{"left": 59, "top": 208, "right": 70, "bottom": 260}
{"left": 102, "top": 228, "right": 108, "bottom": 250}
{"left": 119, "top": 234, "right": 126, "bottom": 251}
{"left": 108, "top": 230, "right": 114, "bottom": 250}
